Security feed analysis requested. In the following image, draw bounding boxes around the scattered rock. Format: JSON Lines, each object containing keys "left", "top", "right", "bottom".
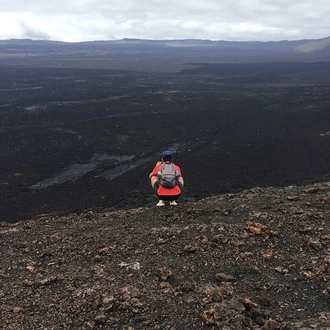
{"left": 13, "top": 307, "right": 21, "bottom": 313}
{"left": 287, "top": 195, "right": 300, "bottom": 201}
{"left": 303, "top": 187, "right": 319, "bottom": 194}
{"left": 157, "top": 267, "right": 173, "bottom": 281}
{"left": 215, "top": 272, "right": 237, "bottom": 282}
{"left": 238, "top": 296, "right": 258, "bottom": 309}
{"left": 274, "top": 266, "right": 289, "bottom": 274}
{"left": 261, "top": 319, "right": 282, "bottom": 330}
{"left": 2, "top": 181, "right": 330, "bottom": 329}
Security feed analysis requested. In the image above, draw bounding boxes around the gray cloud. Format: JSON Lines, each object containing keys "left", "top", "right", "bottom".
{"left": 19, "top": 22, "right": 52, "bottom": 40}
{"left": 0, "top": 0, "right": 329, "bottom": 41}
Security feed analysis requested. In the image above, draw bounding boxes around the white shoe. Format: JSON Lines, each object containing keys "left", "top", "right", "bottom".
{"left": 170, "top": 201, "right": 178, "bottom": 206}
{"left": 156, "top": 200, "right": 165, "bottom": 207}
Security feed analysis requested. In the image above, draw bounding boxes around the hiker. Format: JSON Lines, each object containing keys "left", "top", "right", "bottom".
{"left": 149, "top": 150, "right": 184, "bottom": 206}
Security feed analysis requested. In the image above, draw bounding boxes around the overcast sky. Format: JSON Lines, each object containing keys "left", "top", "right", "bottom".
{"left": 0, "top": 0, "right": 329, "bottom": 42}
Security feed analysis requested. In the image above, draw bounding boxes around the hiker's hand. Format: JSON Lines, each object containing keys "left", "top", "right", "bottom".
{"left": 153, "top": 182, "right": 159, "bottom": 191}
{"left": 178, "top": 181, "right": 183, "bottom": 189}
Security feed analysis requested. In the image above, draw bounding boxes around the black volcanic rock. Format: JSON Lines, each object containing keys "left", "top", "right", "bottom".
{"left": 2, "top": 182, "right": 330, "bottom": 329}
{"left": 1, "top": 36, "right": 330, "bottom": 223}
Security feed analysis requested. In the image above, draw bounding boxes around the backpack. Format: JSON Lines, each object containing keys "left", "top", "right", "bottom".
{"left": 158, "top": 162, "right": 178, "bottom": 188}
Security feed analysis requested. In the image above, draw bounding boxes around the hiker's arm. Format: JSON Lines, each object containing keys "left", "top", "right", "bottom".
{"left": 176, "top": 166, "right": 184, "bottom": 186}
{"left": 149, "top": 172, "right": 156, "bottom": 179}
{"left": 150, "top": 174, "right": 158, "bottom": 188}
{"left": 149, "top": 162, "right": 162, "bottom": 178}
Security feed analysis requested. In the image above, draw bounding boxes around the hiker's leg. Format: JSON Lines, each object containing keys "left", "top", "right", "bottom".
{"left": 162, "top": 194, "right": 181, "bottom": 202}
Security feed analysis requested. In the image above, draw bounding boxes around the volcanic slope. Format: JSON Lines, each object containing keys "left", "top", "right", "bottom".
{"left": 2, "top": 181, "right": 330, "bottom": 329}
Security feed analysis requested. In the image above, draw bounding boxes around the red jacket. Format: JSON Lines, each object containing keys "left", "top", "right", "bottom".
{"left": 152, "top": 162, "right": 182, "bottom": 196}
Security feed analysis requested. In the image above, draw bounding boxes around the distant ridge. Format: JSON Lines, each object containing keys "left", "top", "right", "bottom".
{"left": 0, "top": 36, "right": 329, "bottom": 46}
{"left": 0, "top": 38, "right": 65, "bottom": 45}
{"left": 296, "top": 36, "right": 330, "bottom": 53}
{"left": 0, "top": 36, "right": 329, "bottom": 57}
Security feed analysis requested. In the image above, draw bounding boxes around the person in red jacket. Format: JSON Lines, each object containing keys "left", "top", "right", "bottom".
{"left": 149, "top": 151, "right": 184, "bottom": 206}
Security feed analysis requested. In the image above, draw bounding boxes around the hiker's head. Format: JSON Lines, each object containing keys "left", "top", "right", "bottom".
{"left": 162, "top": 150, "right": 173, "bottom": 162}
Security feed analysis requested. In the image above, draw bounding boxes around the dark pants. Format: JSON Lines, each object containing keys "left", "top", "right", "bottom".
{"left": 156, "top": 193, "right": 181, "bottom": 201}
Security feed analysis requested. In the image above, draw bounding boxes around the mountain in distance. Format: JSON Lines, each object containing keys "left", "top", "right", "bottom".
{"left": 1, "top": 36, "right": 330, "bottom": 55}
{"left": 295, "top": 35, "right": 330, "bottom": 53}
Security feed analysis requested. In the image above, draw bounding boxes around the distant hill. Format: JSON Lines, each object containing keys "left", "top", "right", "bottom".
{"left": 295, "top": 36, "right": 330, "bottom": 53}
{"left": 0, "top": 38, "right": 64, "bottom": 45}
{"left": 0, "top": 36, "right": 329, "bottom": 53}
{"left": 0, "top": 36, "right": 329, "bottom": 62}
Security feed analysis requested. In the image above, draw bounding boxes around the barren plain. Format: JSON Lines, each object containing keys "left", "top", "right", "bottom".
{"left": 1, "top": 40, "right": 330, "bottom": 223}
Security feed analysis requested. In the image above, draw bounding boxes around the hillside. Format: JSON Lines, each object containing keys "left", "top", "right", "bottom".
{"left": 295, "top": 36, "right": 330, "bottom": 53}
{"left": 2, "top": 181, "right": 330, "bottom": 329}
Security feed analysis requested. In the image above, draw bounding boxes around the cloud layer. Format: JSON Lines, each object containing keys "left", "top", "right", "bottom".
{"left": 0, "top": 0, "right": 329, "bottom": 42}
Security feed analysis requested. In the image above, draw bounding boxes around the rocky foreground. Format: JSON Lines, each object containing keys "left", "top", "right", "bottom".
{"left": 1, "top": 182, "right": 330, "bottom": 329}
